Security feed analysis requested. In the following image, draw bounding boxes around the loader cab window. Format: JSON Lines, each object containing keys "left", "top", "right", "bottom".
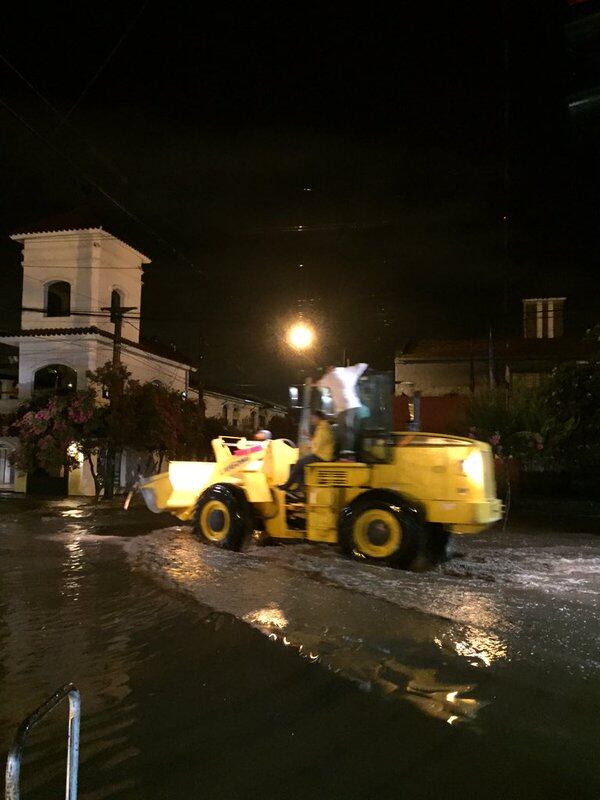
{"left": 358, "top": 372, "right": 395, "bottom": 463}
{"left": 357, "top": 372, "right": 393, "bottom": 433}
{"left": 310, "top": 372, "right": 394, "bottom": 464}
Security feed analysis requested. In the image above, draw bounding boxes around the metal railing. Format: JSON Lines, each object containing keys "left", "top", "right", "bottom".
{"left": 5, "top": 684, "right": 81, "bottom": 800}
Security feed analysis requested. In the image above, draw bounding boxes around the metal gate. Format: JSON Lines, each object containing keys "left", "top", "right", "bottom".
{"left": 4, "top": 684, "right": 80, "bottom": 800}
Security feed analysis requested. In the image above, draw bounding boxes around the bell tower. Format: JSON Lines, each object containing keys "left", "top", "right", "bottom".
{"left": 12, "top": 227, "right": 150, "bottom": 343}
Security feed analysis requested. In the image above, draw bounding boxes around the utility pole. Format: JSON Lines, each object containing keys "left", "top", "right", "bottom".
{"left": 103, "top": 297, "right": 137, "bottom": 367}
{"left": 100, "top": 296, "right": 137, "bottom": 499}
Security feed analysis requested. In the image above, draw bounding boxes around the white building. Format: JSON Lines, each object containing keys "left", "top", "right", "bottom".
{"left": 0, "top": 225, "right": 286, "bottom": 495}
{"left": 203, "top": 388, "right": 286, "bottom": 431}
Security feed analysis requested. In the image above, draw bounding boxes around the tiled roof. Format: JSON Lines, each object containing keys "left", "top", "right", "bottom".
{"left": 0, "top": 327, "right": 193, "bottom": 367}
{"left": 202, "top": 385, "right": 287, "bottom": 409}
{"left": 11, "top": 210, "right": 150, "bottom": 263}
{"left": 397, "top": 337, "right": 595, "bottom": 362}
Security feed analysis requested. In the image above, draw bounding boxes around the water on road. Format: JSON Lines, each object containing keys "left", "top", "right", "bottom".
{"left": 1, "top": 496, "right": 598, "bottom": 799}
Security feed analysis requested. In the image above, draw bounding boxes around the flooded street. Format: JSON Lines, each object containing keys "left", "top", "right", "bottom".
{"left": 1, "top": 496, "right": 599, "bottom": 799}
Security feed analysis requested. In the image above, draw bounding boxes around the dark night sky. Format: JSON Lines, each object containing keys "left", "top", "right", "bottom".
{"left": 1, "top": 2, "right": 599, "bottom": 400}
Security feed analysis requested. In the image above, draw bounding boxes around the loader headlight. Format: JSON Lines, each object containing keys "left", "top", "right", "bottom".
{"left": 461, "top": 450, "right": 484, "bottom": 487}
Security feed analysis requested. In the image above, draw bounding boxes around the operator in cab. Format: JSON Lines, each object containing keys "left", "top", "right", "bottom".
{"left": 316, "top": 362, "right": 367, "bottom": 460}
{"left": 278, "top": 410, "right": 334, "bottom": 497}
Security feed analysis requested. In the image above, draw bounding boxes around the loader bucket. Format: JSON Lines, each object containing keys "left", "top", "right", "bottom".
{"left": 139, "top": 461, "right": 218, "bottom": 518}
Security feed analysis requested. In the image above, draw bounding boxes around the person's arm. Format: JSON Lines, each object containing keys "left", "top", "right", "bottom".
{"left": 342, "top": 363, "right": 367, "bottom": 382}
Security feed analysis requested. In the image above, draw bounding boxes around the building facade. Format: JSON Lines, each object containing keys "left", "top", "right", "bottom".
{"left": 203, "top": 389, "right": 286, "bottom": 431}
{"left": 394, "top": 297, "right": 594, "bottom": 433}
{"left": 0, "top": 225, "right": 286, "bottom": 494}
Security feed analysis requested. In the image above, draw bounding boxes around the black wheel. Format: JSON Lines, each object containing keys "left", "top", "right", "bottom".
{"left": 425, "top": 524, "right": 451, "bottom": 564}
{"left": 193, "top": 483, "right": 252, "bottom": 551}
{"left": 340, "top": 496, "right": 422, "bottom": 568}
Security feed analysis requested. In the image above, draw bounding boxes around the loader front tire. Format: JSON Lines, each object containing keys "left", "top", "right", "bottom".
{"left": 340, "top": 496, "right": 421, "bottom": 568}
{"left": 193, "top": 484, "right": 252, "bottom": 551}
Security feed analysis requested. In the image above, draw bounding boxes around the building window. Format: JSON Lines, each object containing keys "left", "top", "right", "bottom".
{"left": 46, "top": 281, "right": 71, "bottom": 317}
{"left": 33, "top": 364, "right": 77, "bottom": 395}
{"left": 523, "top": 298, "right": 565, "bottom": 339}
{"left": 222, "top": 403, "right": 229, "bottom": 422}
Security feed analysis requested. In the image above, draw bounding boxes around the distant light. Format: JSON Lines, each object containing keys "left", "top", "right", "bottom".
{"left": 287, "top": 321, "right": 315, "bottom": 350}
{"left": 303, "top": 187, "right": 312, "bottom": 192}
{"left": 297, "top": 225, "right": 303, "bottom": 230}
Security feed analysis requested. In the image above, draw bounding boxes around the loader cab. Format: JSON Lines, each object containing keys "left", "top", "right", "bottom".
{"left": 356, "top": 371, "right": 394, "bottom": 463}
{"left": 310, "top": 370, "right": 395, "bottom": 464}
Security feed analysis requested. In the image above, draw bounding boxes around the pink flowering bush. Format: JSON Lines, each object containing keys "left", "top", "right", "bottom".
{"left": 11, "top": 391, "right": 97, "bottom": 475}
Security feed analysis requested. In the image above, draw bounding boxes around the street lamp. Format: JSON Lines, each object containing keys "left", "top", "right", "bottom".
{"left": 287, "top": 321, "right": 315, "bottom": 351}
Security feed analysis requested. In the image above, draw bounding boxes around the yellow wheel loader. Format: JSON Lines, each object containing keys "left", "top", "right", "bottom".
{"left": 135, "top": 373, "right": 502, "bottom": 567}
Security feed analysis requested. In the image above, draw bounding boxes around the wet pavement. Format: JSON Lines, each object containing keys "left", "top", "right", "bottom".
{"left": 0, "top": 493, "right": 599, "bottom": 799}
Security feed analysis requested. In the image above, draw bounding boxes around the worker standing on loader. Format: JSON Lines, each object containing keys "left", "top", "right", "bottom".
{"left": 316, "top": 362, "right": 368, "bottom": 460}
{"left": 278, "top": 410, "right": 334, "bottom": 496}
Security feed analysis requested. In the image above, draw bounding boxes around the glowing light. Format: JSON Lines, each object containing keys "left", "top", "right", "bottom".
{"left": 244, "top": 606, "right": 288, "bottom": 631}
{"left": 67, "top": 442, "right": 84, "bottom": 463}
{"left": 461, "top": 450, "right": 484, "bottom": 487}
{"left": 287, "top": 321, "right": 315, "bottom": 351}
{"left": 447, "top": 715, "right": 459, "bottom": 726}
{"left": 446, "top": 691, "right": 458, "bottom": 702}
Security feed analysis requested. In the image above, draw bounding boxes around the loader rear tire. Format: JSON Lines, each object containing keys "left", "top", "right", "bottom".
{"left": 193, "top": 484, "right": 252, "bottom": 551}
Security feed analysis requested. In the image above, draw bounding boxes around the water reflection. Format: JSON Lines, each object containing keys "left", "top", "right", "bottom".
{"left": 124, "top": 529, "right": 509, "bottom": 727}
{"left": 0, "top": 522, "right": 136, "bottom": 798}
{"left": 434, "top": 627, "right": 509, "bottom": 668}
{"left": 63, "top": 531, "right": 85, "bottom": 600}
{"left": 242, "top": 605, "right": 488, "bottom": 725}
{"left": 244, "top": 606, "right": 288, "bottom": 630}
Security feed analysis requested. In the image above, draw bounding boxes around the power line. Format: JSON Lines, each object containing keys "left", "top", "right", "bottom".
{"left": 0, "top": 335, "right": 192, "bottom": 386}
{"left": 0, "top": 94, "right": 206, "bottom": 277}
{"left": 59, "top": 0, "right": 151, "bottom": 124}
{"left": 0, "top": 52, "right": 153, "bottom": 216}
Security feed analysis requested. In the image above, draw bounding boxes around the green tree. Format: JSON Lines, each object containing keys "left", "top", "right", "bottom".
{"left": 465, "top": 387, "right": 546, "bottom": 462}
{"left": 11, "top": 362, "right": 206, "bottom": 499}
{"left": 543, "top": 361, "right": 600, "bottom": 468}
{"left": 268, "top": 413, "right": 297, "bottom": 441}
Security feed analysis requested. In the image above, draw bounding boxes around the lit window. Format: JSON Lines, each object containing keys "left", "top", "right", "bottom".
{"left": 523, "top": 298, "right": 565, "bottom": 339}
